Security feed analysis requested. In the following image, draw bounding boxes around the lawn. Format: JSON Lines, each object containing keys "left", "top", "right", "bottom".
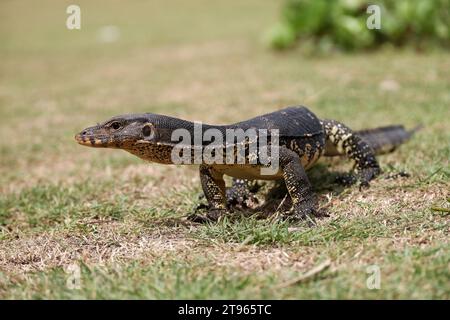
{"left": 0, "top": 0, "right": 449, "bottom": 299}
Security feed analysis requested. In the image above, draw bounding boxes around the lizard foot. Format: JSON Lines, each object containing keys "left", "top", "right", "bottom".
{"left": 226, "top": 179, "right": 260, "bottom": 210}
{"left": 336, "top": 167, "right": 381, "bottom": 190}
{"left": 335, "top": 173, "right": 357, "bottom": 186}
{"left": 357, "top": 166, "right": 381, "bottom": 190}
{"left": 273, "top": 198, "right": 322, "bottom": 226}
{"left": 384, "top": 171, "right": 410, "bottom": 180}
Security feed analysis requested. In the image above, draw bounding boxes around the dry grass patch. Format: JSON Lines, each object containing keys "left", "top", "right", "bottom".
{"left": 0, "top": 222, "right": 325, "bottom": 281}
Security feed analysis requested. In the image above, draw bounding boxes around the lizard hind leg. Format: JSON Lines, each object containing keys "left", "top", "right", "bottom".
{"left": 321, "top": 119, "right": 381, "bottom": 188}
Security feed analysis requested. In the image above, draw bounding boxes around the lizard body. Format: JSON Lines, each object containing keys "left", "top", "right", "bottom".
{"left": 76, "top": 106, "right": 417, "bottom": 221}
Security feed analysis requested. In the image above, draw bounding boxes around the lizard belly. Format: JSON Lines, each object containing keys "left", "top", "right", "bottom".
{"left": 212, "top": 151, "right": 321, "bottom": 181}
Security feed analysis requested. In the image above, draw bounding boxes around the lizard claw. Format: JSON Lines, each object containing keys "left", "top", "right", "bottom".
{"left": 187, "top": 209, "right": 226, "bottom": 224}
{"left": 337, "top": 167, "right": 380, "bottom": 190}
{"left": 187, "top": 213, "right": 210, "bottom": 224}
{"left": 358, "top": 180, "right": 370, "bottom": 191}
{"left": 226, "top": 179, "right": 260, "bottom": 210}
{"left": 385, "top": 171, "right": 410, "bottom": 179}
{"left": 335, "top": 174, "right": 357, "bottom": 186}
{"left": 357, "top": 166, "right": 381, "bottom": 190}
{"left": 275, "top": 197, "right": 322, "bottom": 226}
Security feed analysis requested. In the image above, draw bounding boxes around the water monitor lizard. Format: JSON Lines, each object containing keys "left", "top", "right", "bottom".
{"left": 75, "top": 106, "right": 418, "bottom": 222}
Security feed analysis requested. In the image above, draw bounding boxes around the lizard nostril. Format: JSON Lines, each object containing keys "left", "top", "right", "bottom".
{"left": 82, "top": 131, "right": 87, "bottom": 135}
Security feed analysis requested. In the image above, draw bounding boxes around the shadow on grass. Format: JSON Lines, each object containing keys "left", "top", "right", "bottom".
{"left": 181, "top": 163, "right": 396, "bottom": 246}
{"left": 189, "top": 163, "right": 351, "bottom": 223}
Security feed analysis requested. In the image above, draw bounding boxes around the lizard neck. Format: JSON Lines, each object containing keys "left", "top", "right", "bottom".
{"left": 125, "top": 142, "right": 176, "bottom": 164}
{"left": 123, "top": 119, "right": 230, "bottom": 165}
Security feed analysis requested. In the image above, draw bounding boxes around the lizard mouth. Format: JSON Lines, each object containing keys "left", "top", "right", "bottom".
{"left": 75, "top": 132, "right": 109, "bottom": 147}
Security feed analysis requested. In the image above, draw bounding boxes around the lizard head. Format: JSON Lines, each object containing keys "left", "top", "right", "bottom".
{"left": 75, "top": 113, "right": 193, "bottom": 164}
{"left": 75, "top": 114, "right": 158, "bottom": 149}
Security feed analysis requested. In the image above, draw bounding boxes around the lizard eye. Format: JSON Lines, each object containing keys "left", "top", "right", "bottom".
{"left": 142, "top": 124, "right": 152, "bottom": 137}
{"left": 111, "top": 122, "right": 121, "bottom": 130}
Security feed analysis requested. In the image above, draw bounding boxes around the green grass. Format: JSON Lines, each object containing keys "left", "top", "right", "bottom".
{"left": 2, "top": 243, "right": 448, "bottom": 299}
{"left": 191, "top": 216, "right": 392, "bottom": 246}
{"left": 0, "top": 0, "right": 449, "bottom": 299}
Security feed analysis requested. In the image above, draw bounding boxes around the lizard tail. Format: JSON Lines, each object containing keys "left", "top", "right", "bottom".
{"left": 356, "top": 125, "right": 422, "bottom": 155}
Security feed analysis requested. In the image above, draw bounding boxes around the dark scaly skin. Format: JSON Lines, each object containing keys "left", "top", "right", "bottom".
{"left": 227, "top": 122, "right": 419, "bottom": 209}
{"left": 75, "top": 106, "right": 417, "bottom": 223}
{"left": 225, "top": 179, "right": 260, "bottom": 209}
{"left": 321, "top": 119, "right": 381, "bottom": 188}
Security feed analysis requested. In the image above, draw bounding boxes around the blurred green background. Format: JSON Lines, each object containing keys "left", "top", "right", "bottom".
{"left": 266, "top": 0, "right": 450, "bottom": 51}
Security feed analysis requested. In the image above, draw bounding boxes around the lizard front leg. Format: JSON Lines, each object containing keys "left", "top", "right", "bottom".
{"left": 279, "top": 146, "right": 318, "bottom": 220}
{"left": 190, "top": 164, "right": 227, "bottom": 222}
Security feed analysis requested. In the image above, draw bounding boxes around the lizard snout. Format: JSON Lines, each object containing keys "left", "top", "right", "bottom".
{"left": 75, "top": 128, "right": 108, "bottom": 147}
